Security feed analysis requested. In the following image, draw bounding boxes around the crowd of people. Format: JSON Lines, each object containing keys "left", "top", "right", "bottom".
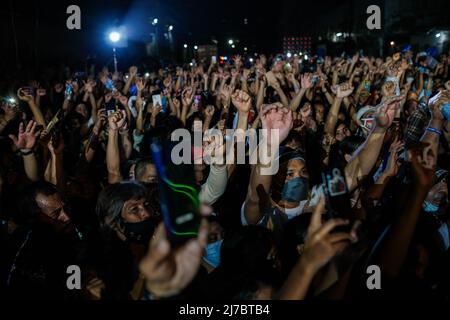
{"left": 0, "top": 47, "right": 449, "bottom": 300}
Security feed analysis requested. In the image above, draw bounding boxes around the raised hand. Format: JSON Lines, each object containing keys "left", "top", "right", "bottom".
{"left": 408, "top": 142, "right": 437, "bottom": 190}
{"left": 428, "top": 90, "right": 450, "bottom": 121}
{"left": 261, "top": 102, "right": 293, "bottom": 146}
{"left": 219, "top": 84, "right": 232, "bottom": 106}
{"left": 48, "top": 134, "right": 65, "bottom": 155}
{"left": 204, "top": 105, "right": 215, "bottom": 120}
{"left": 335, "top": 82, "right": 354, "bottom": 98}
{"left": 139, "top": 222, "right": 208, "bottom": 298}
{"left": 136, "top": 77, "right": 145, "bottom": 92}
{"left": 231, "top": 89, "right": 252, "bottom": 113}
{"left": 384, "top": 138, "right": 403, "bottom": 177}
{"left": 182, "top": 87, "right": 194, "bottom": 106}
{"left": 129, "top": 66, "right": 138, "bottom": 78}
{"left": 374, "top": 95, "right": 404, "bottom": 129}
{"left": 9, "top": 120, "right": 41, "bottom": 151}
{"left": 94, "top": 108, "right": 107, "bottom": 134}
{"left": 300, "top": 73, "right": 313, "bottom": 89}
{"left": 108, "top": 110, "right": 127, "bottom": 131}
{"left": 17, "top": 88, "right": 34, "bottom": 102}
{"left": 301, "top": 197, "right": 354, "bottom": 272}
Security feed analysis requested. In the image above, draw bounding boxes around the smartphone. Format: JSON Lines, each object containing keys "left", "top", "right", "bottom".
{"left": 105, "top": 78, "right": 115, "bottom": 91}
{"left": 194, "top": 95, "right": 202, "bottom": 108}
{"left": 105, "top": 100, "right": 116, "bottom": 117}
{"left": 152, "top": 94, "right": 162, "bottom": 108}
{"left": 151, "top": 139, "right": 201, "bottom": 246}
{"left": 211, "top": 56, "right": 217, "bottom": 64}
{"left": 65, "top": 83, "right": 73, "bottom": 99}
{"left": 311, "top": 75, "right": 320, "bottom": 86}
{"left": 321, "top": 166, "right": 353, "bottom": 231}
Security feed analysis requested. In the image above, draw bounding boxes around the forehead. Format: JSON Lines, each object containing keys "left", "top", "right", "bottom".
{"left": 35, "top": 192, "right": 62, "bottom": 210}
{"left": 287, "top": 159, "right": 305, "bottom": 170}
{"left": 337, "top": 123, "right": 347, "bottom": 130}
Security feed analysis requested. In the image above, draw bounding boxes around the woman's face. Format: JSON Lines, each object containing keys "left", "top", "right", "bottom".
{"left": 335, "top": 123, "right": 351, "bottom": 142}
{"left": 121, "top": 198, "right": 152, "bottom": 223}
{"left": 285, "top": 159, "right": 309, "bottom": 183}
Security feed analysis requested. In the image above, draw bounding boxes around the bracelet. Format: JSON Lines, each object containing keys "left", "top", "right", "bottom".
{"left": 20, "top": 149, "right": 34, "bottom": 156}
{"left": 426, "top": 127, "right": 442, "bottom": 136}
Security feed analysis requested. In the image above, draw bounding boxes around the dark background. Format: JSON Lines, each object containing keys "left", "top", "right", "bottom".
{"left": 1, "top": 0, "right": 449, "bottom": 77}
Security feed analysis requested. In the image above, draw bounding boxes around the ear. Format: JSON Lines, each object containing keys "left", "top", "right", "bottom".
{"left": 344, "top": 154, "right": 352, "bottom": 163}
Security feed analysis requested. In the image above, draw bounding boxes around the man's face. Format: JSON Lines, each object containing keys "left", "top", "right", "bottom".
{"left": 285, "top": 159, "right": 309, "bottom": 183}
{"left": 137, "top": 164, "right": 158, "bottom": 184}
{"left": 35, "top": 192, "right": 72, "bottom": 234}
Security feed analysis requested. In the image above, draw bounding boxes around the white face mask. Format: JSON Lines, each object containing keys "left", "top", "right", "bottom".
{"left": 283, "top": 200, "right": 308, "bottom": 219}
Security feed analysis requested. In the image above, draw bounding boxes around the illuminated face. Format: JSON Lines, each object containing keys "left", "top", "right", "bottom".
{"left": 336, "top": 123, "right": 351, "bottom": 142}
{"left": 285, "top": 159, "right": 309, "bottom": 183}
{"left": 121, "top": 198, "right": 151, "bottom": 223}
{"left": 137, "top": 164, "right": 157, "bottom": 184}
{"left": 35, "top": 192, "right": 72, "bottom": 234}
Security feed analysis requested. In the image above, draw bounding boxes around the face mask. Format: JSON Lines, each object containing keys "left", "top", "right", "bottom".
{"left": 423, "top": 201, "right": 439, "bottom": 214}
{"left": 281, "top": 177, "right": 309, "bottom": 203}
{"left": 441, "top": 102, "right": 450, "bottom": 121}
{"left": 203, "top": 239, "right": 223, "bottom": 268}
{"left": 121, "top": 219, "right": 157, "bottom": 244}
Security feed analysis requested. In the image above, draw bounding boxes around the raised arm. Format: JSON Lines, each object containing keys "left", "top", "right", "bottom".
{"left": 17, "top": 88, "right": 46, "bottom": 127}
{"left": 106, "top": 110, "right": 127, "bottom": 184}
{"left": 243, "top": 103, "right": 293, "bottom": 225}
{"left": 344, "top": 95, "right": 403, "bottom": 192}
{"left": 289, "top": 73, "right": 312, "bottom": 111}
{"left": 8, "top": 120, "right": 41, "bottom": 182}
{"left": 324, "top": 83, "right": 354, "bottom": 135}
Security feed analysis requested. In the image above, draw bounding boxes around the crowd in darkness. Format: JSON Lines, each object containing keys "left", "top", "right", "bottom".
{"left": 0, "top": 46, "right": 449, "bottom": 300}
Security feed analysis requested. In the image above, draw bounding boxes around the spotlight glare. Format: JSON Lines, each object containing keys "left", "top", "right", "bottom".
{"left": 109, "top": 31, "right": 121, "bottom": 43}
{"left": 183, "top": 44, "right": 188, "bottom": 48}
{"left": 336, "top": 32, "right": 343, "bottom": 37}
{"left": 231, "top": 44, "right": 235, "bottom": 48}
{"left": 228, "top": 39, "right": 233, "bottom": 45}
{"left": 249, "top": 58, "right": 253, "bottom": 62}
{"left": 194, "top": 45, "right": 198, "bottom": 50}
{"left": 436, "top": 33, "right": 441, "bottom": 38}
{"left": 390, "top": 41, "right": 395, "bottom": 46}
{"left": 153, "top": 18, "right": 158, "bottom": 25}
{"left": 168, "top": 25, "right": 173, "bottom": 31}
{"left": 286, "top": 52, "right": 292, "bottom": 58}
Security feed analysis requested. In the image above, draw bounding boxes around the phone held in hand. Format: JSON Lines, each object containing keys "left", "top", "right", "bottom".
{"left": 152, "top": 94, "right": 162, "bottom": 108}
{"left": 321, "top": 166, "right": 353, "bottom": 232}
{"left": 151, "top": 139, "right": 201, "bottom": 247}
{"left": 105, "top": 100, "right": 116, "bottom": 117}
{"left": 211, "top": 56, "right": 217, "bottom": 64}
{"left": 65, "top": 84, "right": 73, "bottom": 100}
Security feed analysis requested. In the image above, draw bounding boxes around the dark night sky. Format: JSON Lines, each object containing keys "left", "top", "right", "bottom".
{"left": 0, "top": 0, "right": 351, "bottom": 69}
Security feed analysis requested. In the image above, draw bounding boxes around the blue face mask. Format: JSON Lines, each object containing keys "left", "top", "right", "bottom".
{"left": 441, "top": 102, "right": 450, "bottom": 121}
{"left": 203, "top": 239, "right": 223, "bottom": 268}
{"left": 281, "top": 177, "right": 309, "bottom": 203}
{"left": 423, "top": 201, "right": 439, "bottom": 214}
